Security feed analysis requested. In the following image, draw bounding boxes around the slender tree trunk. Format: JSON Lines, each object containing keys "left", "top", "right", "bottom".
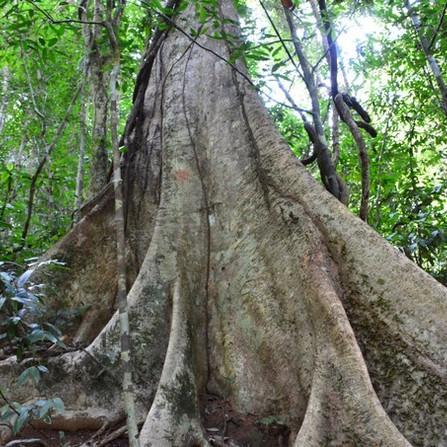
{"left": 0, "top": 69, "right": 14, "bottom": 218}
{"left": 0, "top": 169, "right": 13, "bottom": 220}
{"left": 280, "top": 6, "right": 346, "bottom": 202}
{"left": 0, "top": 67, "right": 9, "bottom": 134}
{"left": 334, "top": 94, "right": 369, "bottom": 221}
{"left": 80, "top": 0, "right": 112, "bottom": 197}
{"left": 74, "top": 92, "right": 87, "bottom": 220}
{"left": 74, "top": 0, "right": 92, "bottom": 219}
{"left": 89, "top": 54, "right": 110, "bottom": 196}
{"left": 106, "top": 2, "right": 141, "bottom": 443}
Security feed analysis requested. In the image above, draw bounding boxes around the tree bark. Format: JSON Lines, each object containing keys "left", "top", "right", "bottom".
{"left": 0, "top": 67, "right": 9, "bottom": 135}
{"left": 74, "top": 90, "right": 87, "bottom": 220}
{"left": 82, "top": 0, "right": 112, "bottom": 198}
{"left": 1, "top": 2, "right": 447, "bottom": 446}
{"left": 89, "top": 52, "right": 110, "bottom": 197}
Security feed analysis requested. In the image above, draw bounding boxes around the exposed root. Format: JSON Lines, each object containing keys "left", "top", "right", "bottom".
{"left": 139, "top": 278, "right": 208, "bottom": 447}
{"left": 1, "top": 166, "right": 196, "bottom": 444}
{"left": 31, "top": 186, "right": 118, "bottom": 345}
{"left": 31, "top": 176, "right": 158, "bottom": 346}
{"left": 293, "top": 251, "right": 411, "bottom": 446}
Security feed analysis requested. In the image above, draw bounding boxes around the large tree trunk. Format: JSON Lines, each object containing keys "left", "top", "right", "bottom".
{"left": 2, "top": 2, "right": 447, "bottom": 446}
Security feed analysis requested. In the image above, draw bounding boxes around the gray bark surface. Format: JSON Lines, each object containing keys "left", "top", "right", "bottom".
{"left": 1, "top": 2, "right": 447, "bottom": 446}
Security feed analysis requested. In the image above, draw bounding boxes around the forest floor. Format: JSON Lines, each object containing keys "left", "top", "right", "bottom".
{"left": 8, "top": 394, "right": 290, "bottom": 446}
{"left": 202, "top": 394, "right": 289, "bottom": 446}
{"left": 8, "top": 426, "right": 128, "bottom": 446}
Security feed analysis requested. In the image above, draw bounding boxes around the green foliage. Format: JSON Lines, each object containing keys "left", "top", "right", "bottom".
{"left": 0, "top": 392, "right": 65, "bottom": 435}
{"left": 245, "top": 0, "right": 447, "bottom": 283}
{"left": 0, "top": 260, "right": 65, "bottom": 434}
{"left": 0, "top": 0, "right": 445, "bottom": 283}
{"left": 0, "top": 0, "right": 149, "bottom": 262}
{"left": 352, "top": 0, "right": 447, "bottom": 281}
{"left": 269, "top": 105, "right": 308, "bottom": 157}
{"left": 0, "top": 260, "right": 66, "bottom": 360}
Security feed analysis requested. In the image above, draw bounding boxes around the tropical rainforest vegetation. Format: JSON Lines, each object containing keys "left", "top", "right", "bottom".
{"left": 0, "top": 0, "right": 446, "bottom": 282}
{"left": 0, "top": 0, "right": 447, "bottom": 446}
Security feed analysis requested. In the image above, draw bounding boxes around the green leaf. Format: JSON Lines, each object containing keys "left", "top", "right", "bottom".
{"left": 37, "top": 400, "right": 52, "bottom": 419}
{"left": 50, "top": 398, "right": 64, "bottom": 414}
{"left": 17, "top": 366, "right": 41, "bottom": 386}
{"left": 271, "top": 46, "right": 282, "bottom": 57}
{"left": 272, "top": 60, "right": 286, "bottom": 72}
{"left": 13, "top": 406, "right": 30, "bottom": 434}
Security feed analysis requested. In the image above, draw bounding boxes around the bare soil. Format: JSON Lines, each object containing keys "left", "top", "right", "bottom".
{"left": 203, "top": 394, "right": 290, "bottom": 447}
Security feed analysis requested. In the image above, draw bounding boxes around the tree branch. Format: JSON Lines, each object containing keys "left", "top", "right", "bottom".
{"left": 258, "top": 0, "right": 304, "bottom": 81}
{"left": 334, "top": 94, "right": 369, "bottom": 221}
{"left": 24, "top": 0, "right": 104, "bottom": 26}
{"left": 428, "top": 0, "right": 447, "bottom": 51}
